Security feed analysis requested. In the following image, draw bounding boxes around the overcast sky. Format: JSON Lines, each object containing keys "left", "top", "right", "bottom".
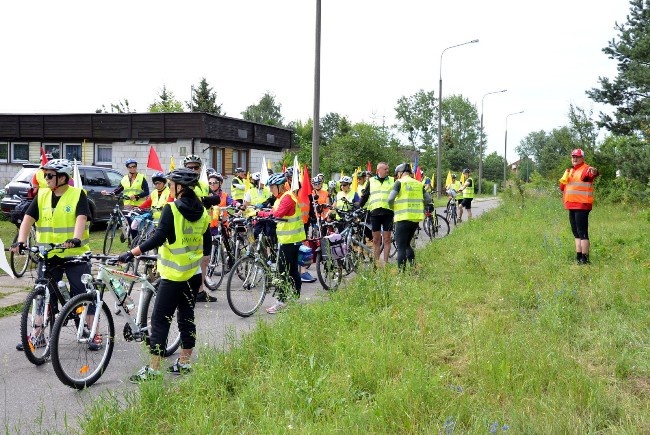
{"left": 0, "top": 0, "right": 632, "bottom": 165}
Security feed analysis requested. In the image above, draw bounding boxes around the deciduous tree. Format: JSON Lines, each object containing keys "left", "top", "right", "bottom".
{"left": 241, "top": 92, "right": 284, "bottom": 126}
{"left": 148, "top": 85, "right": 184, "bottom": 113}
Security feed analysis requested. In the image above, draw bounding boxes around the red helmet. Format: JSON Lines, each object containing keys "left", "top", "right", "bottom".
{"left": 571, "top": 148, "right": 584, "bottom": 157}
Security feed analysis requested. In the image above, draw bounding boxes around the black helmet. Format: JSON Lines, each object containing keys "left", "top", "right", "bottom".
{"left": 165, "top": 168, "right": 199, "bottom": 187}
{"left": 463, "top": 168, "right": 470, "bottom": 174}
{"left": 152, "top": 171, "right": 166, "bottom": 184}
{"left": 394, "top": 162, "right": 412, "bottom": 176}
{"left": 209, "top": 171, "right": 224, "bottom": 182}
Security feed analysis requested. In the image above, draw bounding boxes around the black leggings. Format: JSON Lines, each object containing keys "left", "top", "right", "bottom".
{"left": 394, "top": 220, "right": 419, "bottom": 269}
{"left": 569, "top": 210, "right": 590, "bottom": 239}
{"left": 149, "top": 274, "right": 201, "bottom": 356}
{"left": 277, "top": 243, "right": 302, "bottom": 302}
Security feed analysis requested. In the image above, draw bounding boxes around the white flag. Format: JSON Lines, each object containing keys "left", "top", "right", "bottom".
{"left": 260, "top": 156, "right": 269, "bottom": 186}
{"left": 0, "top": 238, "right": 16, "bottom": 279}
{"left": 199, "top": 158, "right": 209, "bottom": 185}
{"left": 291, "top": 155, "right": 300, "bottom": 192}
{"left": 73, "top": 159, "right": 83, "bottom": 190}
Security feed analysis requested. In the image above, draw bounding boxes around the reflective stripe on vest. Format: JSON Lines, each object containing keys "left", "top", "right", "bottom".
{"left": 36, "top": 187, "right": 90, "bottom": 257}
{"left": 367, "top": 177, "right": 394, "bottom": 211}
{"left": 121, "top": 173, "right": 146, "bottom": 206}
{"left": 393, "top": 176, "right": 424, "bottom": 222}
{"left": 157, "top": 202, "right": 209, "bottom": 281}
{"left": 151, "top": 187, "right": 170, "bottom": 220}
{"left": 463, "top": 178, "right": 474, "bottom": 198}
{"left": 273, "top": 191, "right": 304, "bottom": 244}
{"left": 564, "top": 165, "right": 594, "bottom": 204}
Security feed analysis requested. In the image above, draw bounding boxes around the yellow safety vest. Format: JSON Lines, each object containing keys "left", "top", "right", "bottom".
{"left": 273, "top": 191, "right": 304, "bottom": 244}
{"left": 157, "top": 203, "right": 209, "bottom": 281}
{"left": 245, "top": 186, "right": 269, "bottom": 217}
{"left": 193, "top": 180, "right": 210, "bottom": 199}
{"left": 393, "top": 176, "right": 424, "bottom": 223}
{"left": 35, "top": 170, "right": 48, "bottom": 188}
{"left": 449, "top": 180, "right": 463, "bottom": 199}
{"left": 367, "top": 177, "right": 394, "bottom": 211}
{"left": 121, "top": 173, "right": 146, "bottom": 207}
{"left": 463, "top": 178, "right": 474, "bottom": 199}
{"left": 231, "top": 176, "right": 246, "bottom": 201}
{"left": 36, "top": 187, "right": 90, "bottom": 257}
{"left": 150, "top": 187, "right": 170, "bottom": 220}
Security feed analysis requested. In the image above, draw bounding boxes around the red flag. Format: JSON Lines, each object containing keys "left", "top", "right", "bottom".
{"left": 40, "top": 147, "right": 48, "bottom": 166}
{"left": 415, "top": 166, "right": 423, "bottom": 181}
{"left": 298, "top": 165, "right": 312, "bottom": 224}
{"left": 367, "top": 161, "right": 372, "bottom": 172}
{"left": 281, "top": 162, "right": 287, "bottom": 175}
{"left": 146, "top": 146, "right": 164, "bottom": 172}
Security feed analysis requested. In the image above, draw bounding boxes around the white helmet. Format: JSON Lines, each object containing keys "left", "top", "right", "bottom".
{"left": 340, "top": 176, "right": 352, "bottom": 184}
{"left": 41, "top": 159, "right": 74, "bottom": 178}
{"left": 328, "top": 180, "right": 337, "bottom": 189}
{"left": 251, "top": 172, "right": 261, "bottom": 181}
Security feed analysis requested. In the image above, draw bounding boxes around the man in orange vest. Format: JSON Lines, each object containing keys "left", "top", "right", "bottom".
{"left": 559, "top": 148, "right": 599, "bottom": 265}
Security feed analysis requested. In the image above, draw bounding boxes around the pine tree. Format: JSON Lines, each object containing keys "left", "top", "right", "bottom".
{"left": 188, "top": 78, "right": 223, "bottom": 115}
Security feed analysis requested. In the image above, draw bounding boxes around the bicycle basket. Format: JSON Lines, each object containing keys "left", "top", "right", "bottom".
{"left": 297, "top": 244, "right": 313, "bottom": 267}
{"left": 321, "top": 233, "right": 347, "bottom": 260}
{"left": 9, "top": 199, "right": 32, "bottom": 226}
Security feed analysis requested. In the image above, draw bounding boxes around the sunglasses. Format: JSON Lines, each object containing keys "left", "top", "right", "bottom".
{"left": 44, "top": 173, "right": 58, "bottom": 179}
{"left": 340, "top": 183, "right": 350, "bottom": 187}
{"left": 208, "top": 181, "right": 220, "bottom": 185}
{"left": 127, "top": 165, "right": 137, "bottom": 169}
{"left": 186, "top": 165, "right": 201, "bottom": 170}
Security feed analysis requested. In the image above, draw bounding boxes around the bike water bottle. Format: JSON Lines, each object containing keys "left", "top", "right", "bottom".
{"left": 110, "top": 278, "right": 127, "bottom": 304}
{"left": 57, "top": 281, "right": 70, "bottom": 302}
{"left": 124, "top": 294, "right": 135, "bottom": 313}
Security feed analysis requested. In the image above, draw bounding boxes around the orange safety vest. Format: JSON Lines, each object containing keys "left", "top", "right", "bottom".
{"left": 209, "top": 191, "right": 229, "bottom": 228}
{"left": 563, "top": 164, "right": 594, "bottom": 210}
{"left": 313, "top": 189, "right": 330, "bottom": 219}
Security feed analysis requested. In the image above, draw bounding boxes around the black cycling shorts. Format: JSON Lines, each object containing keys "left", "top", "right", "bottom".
{"left": 370, "top": 214, "right": 394, "bottom": 232}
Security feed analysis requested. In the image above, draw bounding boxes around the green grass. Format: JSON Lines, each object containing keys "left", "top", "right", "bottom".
{"left": 34, "top": 193, "right": 650, "bottom": 431}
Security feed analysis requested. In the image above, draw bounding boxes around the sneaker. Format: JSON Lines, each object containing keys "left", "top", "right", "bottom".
{"left": 16, "top": 335, "right": 46, "bottom": 351}
{"left": 266, "top": 301, "right": 286, "bottom": 314}
{"left": 167, "top": 358, "right": 192, "bottom": 375}
{"left": 129, "top": 365, "right": 161, "bottom": 384}
{"left": 300, "top": 271, "right": 317, "bottom": 283}
{"left": 88, "top": 334, "right": 103, "bottom": 351}
{"left": 195, "top": 291, "right": 217, "bottom": 303}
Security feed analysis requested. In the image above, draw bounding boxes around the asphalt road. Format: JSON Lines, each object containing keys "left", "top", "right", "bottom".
{"left": 0, "top": 198, "right": 500, "bottom": 434}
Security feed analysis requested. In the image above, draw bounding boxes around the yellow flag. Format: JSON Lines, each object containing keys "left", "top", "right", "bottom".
{"left": 351, "top": 170, "right": 358, "bottom": 193}
{"left": 169, "top": 155, "right": 176, "bottom": 171}
{"left": 445, "top": 171, "right": 452, "bottom": 188}
{"left": 460, "top": 172, "right": 466, "bottom": 183}
{"left": 245, "top": 172, "right": 251, "bottom": 191}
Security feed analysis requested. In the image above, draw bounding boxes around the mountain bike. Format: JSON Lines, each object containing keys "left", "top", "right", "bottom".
{"left": 101, "top": 193, "right": 133, "bottom": 255}
{"left": 445, "top": 189, "right": 459, "bottom": 225}
{"left": 204, "top": 209, "right": 250, "bottom": 291}
{"left": 50, "top": 254, "right": 180, "bottom": 389}
{"left": 422, "top": 207, "right": 450, "bottom": 240}
{"left": 18, "top": 244, "right": 91, "bottom": 366}
{"left": 313, "top": 221, "right": 344, "bottom": 291}
{"left": 225, "top": 216, "right": 287, "bottom": 317}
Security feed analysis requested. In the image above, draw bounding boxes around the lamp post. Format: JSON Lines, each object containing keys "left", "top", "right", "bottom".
{"left": 312, "top": 0, "right": 322, "bottom": 175}
{"left": 437, "top": 38, "right": 479, "bottom": 198}
{"left": 478, "top": 89, "right": 507, "bottom": 194}
{"left": 504, "top": 110, "right": 524, "bottom": 184}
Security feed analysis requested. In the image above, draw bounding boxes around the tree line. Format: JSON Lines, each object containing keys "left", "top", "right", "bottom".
{"left": 97, "top": 0, "right": 648, "bottom": 202}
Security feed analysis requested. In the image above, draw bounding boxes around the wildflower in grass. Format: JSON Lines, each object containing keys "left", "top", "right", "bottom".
{"left": 443, "top": 417, "right": 456, "bottom": 434}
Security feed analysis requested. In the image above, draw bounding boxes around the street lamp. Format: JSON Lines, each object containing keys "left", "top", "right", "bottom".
{"left": 478, "top": 89, "right": 507, "bottom": 194}
{"left": 437, "top": 38, "right": 479, "bottom": 198}
{"left": 504, "top": 110, "right": 524, "bottom": 184}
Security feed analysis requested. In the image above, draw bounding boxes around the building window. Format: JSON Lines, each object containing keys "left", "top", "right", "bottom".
{"left": 11, "top": 143, "right": 29, "bottom": 162}
{"left": 232, "top": 149, "right": 249, "bottom": 173}
{"left": 214, "top": 148, "right": 225, "bottom": 174}
{"left": 43, "top": 143, "right": 62, "bottom": 159}
{"left": 0, "top": 142, "right": 7, "bottom": 163}
{"left": 96, "top": 144, "right": 112, "bottom": 164}
{"left": 64, "top": 143, "right": 82, "bottom": 162}
{"left": 238, "top": 129, "right": 248, "bottom": 139}
{"left": 266, "top": 134, "right": 275, "bottom": 144}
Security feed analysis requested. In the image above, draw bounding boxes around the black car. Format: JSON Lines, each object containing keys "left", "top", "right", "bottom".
{"left": 1, "top": 163, "right": 125, "bottom": 224}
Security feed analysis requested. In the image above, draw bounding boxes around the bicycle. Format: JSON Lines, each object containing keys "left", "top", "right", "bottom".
{"left": 17, "top": 244, "right": 91, "bottom": 366}
{"left": 313, "top": 221, "right": 344, "bottom": 291}
{"left": 225, "top": 216, "right": 288, "bottom": 317}
{"left": 422, "top": 207, "right": 450, "bottom": 240}
{"left": 8, "top": 197, "right": 38, "bottom": 277}
{"left": 49, "top": 254, "right": 181, "bottom": 389}
{"left": 445, "top": 189, "right": 459, "bottom": 225}
{"left": 204, "top": 208, "right": 250, "bottom": 291}
{"left": 101, "top": 193, "right": 133, "bottom": 255}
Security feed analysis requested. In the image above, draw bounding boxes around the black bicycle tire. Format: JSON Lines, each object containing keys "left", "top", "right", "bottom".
{"left": 423, "top": 216, "right": 434, "bottom": 241}
{"left": 226, "top": 256, "right": 267, "bottom": 317}
{"left": 204, "top": 239, "right": 225, "bottom": 291}
{"left": 10, "top": 232, "right": 29, "bottom": 277}
{"left": 103, "top": 218, "right": 117, "bottom": 255}
{"left": 141, "top": 279, "right": 181, "bottom": 357}
{"left": 435, "top": 214, "right": 450, "bottom": 238}
{"left": 19, "top": 284, "right": 53, "bottom": 365}
{"left": 315, "top": 252, "right": 342, "bottom": 291}
{"left": 50, "top": 292, "right": 115, "bottom": 389}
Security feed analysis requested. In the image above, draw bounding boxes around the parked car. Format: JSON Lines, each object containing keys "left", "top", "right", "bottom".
{"left": 1, "top": 163, "right": 125, "bottom": 225}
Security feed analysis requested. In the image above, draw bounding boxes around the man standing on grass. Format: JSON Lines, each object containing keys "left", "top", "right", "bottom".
{"left": 359, "top": 162, "right": 394, "bottom": 266}
{"left": 559, "top": 148, "right": 599, "bottom": 265}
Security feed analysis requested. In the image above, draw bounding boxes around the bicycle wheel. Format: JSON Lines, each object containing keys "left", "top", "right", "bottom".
{"left": 19, "top": 284, "right": 54, "bottom": 365}
{"left": 233, "top": 234, "right": 250, "bottom": 280}
{"left": 432, "top": 214, "right": 450, "bottom": 239}
{"left": 389, "top": 229, "right": 397, "bottom": 258}
{"left": 50, "top": 292, "right": 115, "bottom": 389}
{"left": 11, "top": 230, "right": 35, "bottom": 278}
{"left": 315, "top": 252, "right": 342, "bottom": 291}
{"left": 226, "top": 256, "right": 267, "bottom": 317}
{"left": 450, "top": 206, "right": 458, "bottom": 226}
{"left": 103, "top": 218, "right": 117, "bottom": 255}
{"left": 423, "top": 216, "right": 434, "bottom": 241}
{"left": 204, "top": 238, "right": 225, "bottom": 291}
{"left": 141, "top": 279, "right": 181, "bottom": 357}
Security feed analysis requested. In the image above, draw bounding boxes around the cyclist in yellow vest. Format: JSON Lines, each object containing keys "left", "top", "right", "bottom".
{"left": 118, "top": 168, "right": 209, "bottom": 382}
{"left": 243, "top": 172, "right": 271, "bottom": 217}
{"left": 388, "top": 163, "right": 430, "bottom": 269}
{"left": 11, "top": 159, "right": 94, "bottom": 351}
{"left": 446, "top": 173, "right": 463, "bottom": 217}
{"left": 138, "top": 172, "right": 170, "bottom": 221}
{"left": 458, "top": 168, "right": 475, "bottom": 220}
{"left": 182, "top": 154, "right": 210, "bottom": 199}
{"left": 231, "top": 167, "right": 247, "bottom": 201}
{"left": 257, "top": 172, "right": 303, "bottom": 314}
{"left": 119, "top": 159, "right": 149, "bottom": 208}
{"left": 359, "top": 162, "right": 394, "bottom": 266}
{"left": 333, "top": 175, "right": 359, "bottom": 217}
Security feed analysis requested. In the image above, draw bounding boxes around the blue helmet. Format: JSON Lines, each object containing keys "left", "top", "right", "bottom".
{"left": 152, "top": 171, "right": 166, "bottom": 183}
{"left": 125, "top": 158, "right": 137, "bottom": 167}
{"left": 267, "top": 173, "right": 287, "bottom": 186}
